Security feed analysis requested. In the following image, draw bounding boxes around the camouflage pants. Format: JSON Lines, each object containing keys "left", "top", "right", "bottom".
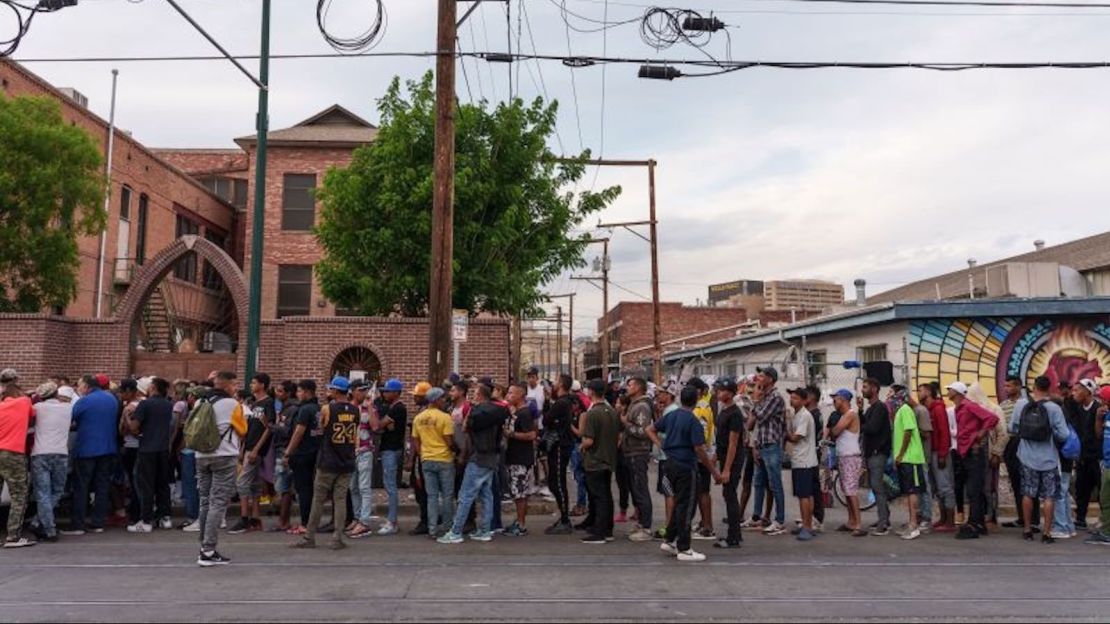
{"left": 0, "top": 450, "right": 29, "bottom": 541}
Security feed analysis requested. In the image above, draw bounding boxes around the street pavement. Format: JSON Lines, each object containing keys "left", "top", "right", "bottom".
{"left": 1, "top": 484, "right": 1107, "bottom": 622}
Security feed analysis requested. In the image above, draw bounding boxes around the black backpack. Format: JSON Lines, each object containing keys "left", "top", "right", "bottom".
{"left": 1018, "top": 400, "right": 1052, "bottom": 442}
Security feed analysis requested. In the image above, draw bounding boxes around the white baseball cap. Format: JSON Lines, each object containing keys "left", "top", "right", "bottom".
{"left": 1077, "top": 378, "right": 1098, "bottom": 394}
{"left": 946, "top": 381, "right": 969, "bottom": 396}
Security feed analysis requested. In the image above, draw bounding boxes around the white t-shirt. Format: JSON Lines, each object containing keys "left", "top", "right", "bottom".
{"left": 32, "top": 399, "right": 73, "bottom": 456}
{"left": 527, "top": 383, "right": 546, "bottom": 430}
{"left": 789, "top": 407, "right": 818, "bottom": 469}
{"left": 947, "top": 406, "right": 958, "bottom": 452}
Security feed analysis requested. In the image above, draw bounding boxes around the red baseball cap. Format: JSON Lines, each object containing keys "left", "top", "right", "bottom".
{"left": 1098, "top": 385, "right": 1110, "bottom": 404}
{"left": 95, "top": 374, "right": 110, "bottom": 389}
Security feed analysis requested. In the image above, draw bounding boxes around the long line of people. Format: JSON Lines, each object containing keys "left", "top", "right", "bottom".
{"left": 0, "top": 364, "right": 1106, "bottom": 565}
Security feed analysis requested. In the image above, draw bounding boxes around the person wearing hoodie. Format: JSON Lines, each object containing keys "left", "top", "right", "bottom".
{"left": 621, "top": 377, "right": 655, "bottom": 542}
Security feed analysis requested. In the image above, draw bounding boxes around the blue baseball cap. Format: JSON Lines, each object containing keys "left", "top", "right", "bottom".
{"left": 383, "top": 378, "right": 404, "bottom": 393}
{"left": 832, "top": 388, "right": 853, "bottom": 402}
{"left": 328, "top": 376, "right": 350, "bottom": 393}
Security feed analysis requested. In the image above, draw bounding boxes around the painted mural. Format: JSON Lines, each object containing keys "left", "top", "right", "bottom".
{"left": 908, "top": 316, "right": 1110, "bottom": 401}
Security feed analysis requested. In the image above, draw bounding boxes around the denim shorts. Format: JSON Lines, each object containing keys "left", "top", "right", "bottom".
{"left": 274, "top": 456, "right": 293, "bottom": 495}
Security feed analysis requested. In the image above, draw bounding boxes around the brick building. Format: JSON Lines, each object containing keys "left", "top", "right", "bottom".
{"left": 595, "top": 302, "right": 749, "bottom": 373}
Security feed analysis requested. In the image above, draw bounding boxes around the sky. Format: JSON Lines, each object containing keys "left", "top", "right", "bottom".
{"left": 12, "top": 0, "right": 1110, "bottom": 336}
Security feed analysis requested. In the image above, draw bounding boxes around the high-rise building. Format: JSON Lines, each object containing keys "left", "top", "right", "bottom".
{"left": 708, "top": 279, "right": 844, "bottom": 314}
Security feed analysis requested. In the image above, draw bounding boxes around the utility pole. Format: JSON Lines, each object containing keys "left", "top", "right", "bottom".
{"left": 244, "top": 0, "right": 270, "bottom": 379}
{"left": 511, "top": 315, "right": 522, "bottom": 381}
{"left": 428, "top": 0, "right": 458, "bottom": 384}
{"left": 556, "top": 305, "right": 563, "bottom": 376}
{"left": 94, "top": 68, "right": 118, "bottom": 319}
{"left": 547, "top": 293, "right": 576, "bottom": 378}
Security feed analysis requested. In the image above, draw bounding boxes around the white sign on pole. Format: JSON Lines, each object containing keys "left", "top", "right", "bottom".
{"left": 452, "top": 310, "right": 469, "bottom": 343}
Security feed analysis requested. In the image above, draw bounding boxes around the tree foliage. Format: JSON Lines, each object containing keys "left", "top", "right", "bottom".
{"left": 315, "top": 72, "right": 620, "bottom": 317}
{"left": 0, "top": 95, "right": 105, "bottom": 312}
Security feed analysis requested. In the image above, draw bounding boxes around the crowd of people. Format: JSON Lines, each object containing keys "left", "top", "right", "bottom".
{"left": 0, "top": 363, "right": 1106, "bottom": 567}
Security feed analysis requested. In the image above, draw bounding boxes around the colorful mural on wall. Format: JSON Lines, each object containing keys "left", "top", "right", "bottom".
{"left": 908, "top": 316, "right": 1110, "bottom": 401}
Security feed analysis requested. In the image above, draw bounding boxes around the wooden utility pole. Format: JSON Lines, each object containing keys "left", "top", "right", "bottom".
{"left": 511, "top": 315, "right": 522, "bottom": 381}
{"left": 647, "top": 159, "right": 662, "bottom": 383}
{"left": 428, "top": 0, "right": 457, "bottom": 384}
{"left": 556, "top": 305, "right": 563, "bottom": 376}
{"left": 599, "top": 239, "right": 610, "bottom": 381}
{"left": 547, "top": 293, "right": 576, "bottom": 378}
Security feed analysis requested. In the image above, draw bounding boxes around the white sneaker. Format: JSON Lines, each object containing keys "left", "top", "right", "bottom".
{"left": 901, "top": 527, "right": 922, "bottom": 540}
{"left": 159, "top": 517, "right": 174, "bottom": 530}
{"left": 660, "top": 541, "right": 677, "bottom": 555}
{"left": 220, "top": 518, "right": 227, "bottom": 530}
{"left": 813, "top": 520, "right": 824, "bottom": 533}
{"left": 127, "top": 522, "right": 153, "bottom": 534}
{"left": 182, "top": 520, "right": 201, "bottom": 533}
{"left": 677, "top": 549, "right": 706, "bottom": 562}
{"left": 762, "top": 521, "right": 786, "bottom": 535}
{"left": 628, "top": 528, "right": 653, "bottom": 542}
{"left": 377, "top": 522, "right": 398, "bottom": 535}
{"left": 1049, "top": 531, "right": 1073, "bottom": 539}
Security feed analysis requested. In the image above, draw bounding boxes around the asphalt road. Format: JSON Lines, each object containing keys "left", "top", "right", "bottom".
{"left": 1, "top": 491, "right": 1107, "bottom": 623}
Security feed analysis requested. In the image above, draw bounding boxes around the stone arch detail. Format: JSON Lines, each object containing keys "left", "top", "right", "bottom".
{"left": 326, "top": 342, "right": 389, "bottom": 382}
{"left": 114, "top": 235, "right": 250, "bottom": 344}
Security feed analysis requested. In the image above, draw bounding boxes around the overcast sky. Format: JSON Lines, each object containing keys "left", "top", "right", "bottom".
{"left": 14, "top": 0, "right": 1110, "bottom": 335}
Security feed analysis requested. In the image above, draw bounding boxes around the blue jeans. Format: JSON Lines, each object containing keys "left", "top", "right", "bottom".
{"left": 73, "top": 454, "right": 115, "bottom": 531}
{"left": 450, "top": 462, "right": 495, "bottom": 535}
{"left": 350, "top": 452, "right": 374, "bottom": 525}
{"left": 180, "top": 451, "right": 199, "bottom": 521}
{"left": 380, "top": 449, "right": 401, "bottom": 524}
{"left": 422, "top": 460, "right": 456, "bottom": 532}
{"left": 1053, "top": 469, "right": 1075, "bottom": 535}
{"left": 571, "top": 445, "right": 588, "bottom": 507}
{"left": 31, "top": 454, "right": 67, "bottom": 536}
{"left": 752, "top": 444, "right": 785, "bottom": 524}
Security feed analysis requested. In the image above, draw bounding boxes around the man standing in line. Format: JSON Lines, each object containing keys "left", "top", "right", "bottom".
{"left": 648, "top": 385, "right": 723, "bottom": 562}
{"left": 653, "top": 382, "right": 679, "bottom": 540}
{"left": 1083, "top": 386, "right": 1110, "bottom": 545}
{"left": 438, "top": 383, "right": 507, "bottom": 544}
{"left": 999, "top": 376, "right": 1037, "bottom": 530}
{"left": 860, "top": 378, "right": 893, "bottom": 536}
{"left": 0, "top": 382, "right": 35, "bottom": 548}
{"left": 64, "top": 375, "right": 120, "bottom": 536}
{"left": 504, "top": 383, "right": 537, "bottom": 536}
{"left": 291, "top": 377, "right": 358, "bottom": 550}
{"left": 920, "top": 383, "right": 957, "bottom": 532}
{"left": 1072, "top": 379, "right": 1102, "bottom": 532}
{"left": 785, "top": 388, "right": 819, "bottom": 541}
{"left": 1009, "top": 376, "right": 1071, "bottom": 543}
{"left": 689, "top": 378, "right": 717, "bottom": 541}
{"left": 409, "top": 381, "right": 433, "bottom": 536}
{"left": 905, "top": 387, "right": 934, "bottom": 531}
{"left": 714, "top": 378, "right": 745, "bottom": 549}
{"left": 283, "top": 380, "right": 322, "bottom": 535}
{"left": 621, "top": 377, "right": 655, "bottom": 542}
{"left": 412, "top": 387, "right": 457, "bottom": 538}
{"left": 751, "top": 367, "right": 788, "bottom": 535}
{"left": 891, "top": 386, "right": 927, "bottom": 540}
{"left": 803, "top": 385, "right": 826, "bottom": 532}
{"left": 543, "top": 375, "right": 576, "bottom": 535}
{"left": 579, "top": 379, "right": 620, "bottom": 545}
{"left": 196, "top": 371, "right": 247, "bottom": 566}
{"left": 271, "top": 380, "right": 299, "bottom": 534}
{"left": 127, "top": 377, "right": 175, "bottom": 533}
{"left": 346, "top": 380, "right": 379, "bottom": 539}
{"left": 30, "top": 383, "right": 74, "bottom": 542}
{"left": 827, "top": 389, "right": 866, "bottom": 536}
{"left": 229, "top": 373, "right": 273, "bottom": 534}
{"left": 947, "top": 381, "right": 1000, "bottom": 540}
{"left": 377, "top": 379, "right": 407, "bottom": 535}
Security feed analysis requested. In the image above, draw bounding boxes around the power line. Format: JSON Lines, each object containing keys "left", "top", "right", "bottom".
{"left": 315, "top": 0, "right": 386, "bottom": 53}
{"left": 563, "top": 0, "right": 1110, "bottom": 10}
{"left": 752, "top": 0, "right": 1110, "bottom": 8}
{"left": 520, "top": 0, "right": 566, "bottom": 153}
{"left": 465, "top": 11, "right": 487, "bottom": 101}
{"left": 561, "top": 2, "right": 586, "bottom": 152}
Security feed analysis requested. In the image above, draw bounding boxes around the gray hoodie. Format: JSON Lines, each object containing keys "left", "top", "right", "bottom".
{"left": 622, "top": 395, "right": 655, "bottom": 457}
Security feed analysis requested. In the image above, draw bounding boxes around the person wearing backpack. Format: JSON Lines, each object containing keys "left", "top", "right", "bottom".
{"left": 192, "top": 371, "right": 247, "bottom": 566}
{"left": 1009, "top": 375, "right": 1071, "bottom": 544}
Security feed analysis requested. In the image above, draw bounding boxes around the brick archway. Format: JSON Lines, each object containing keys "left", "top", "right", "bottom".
{"left": 115, "top": 235, "right": 250, "bottom": 372}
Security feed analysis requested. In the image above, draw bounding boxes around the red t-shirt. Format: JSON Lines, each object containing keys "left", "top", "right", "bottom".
{"left": 0, "top": 396, "right": 34, "bottom": 454}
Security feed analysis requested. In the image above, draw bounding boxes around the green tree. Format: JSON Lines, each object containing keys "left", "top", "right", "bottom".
{"left": 315, "top": 72, "right": 620, "bottom": 317}
{"left": 0, "top": 95, "right": 105, "bottom": 312}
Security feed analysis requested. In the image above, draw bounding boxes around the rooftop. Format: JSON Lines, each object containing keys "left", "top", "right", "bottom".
{"left": 234, "top": 104, "right": 378, "bottom": 147}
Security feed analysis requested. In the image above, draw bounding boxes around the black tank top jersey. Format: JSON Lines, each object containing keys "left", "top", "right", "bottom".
{"left": 317, "top": 400, "right": 358, "bottom": 473}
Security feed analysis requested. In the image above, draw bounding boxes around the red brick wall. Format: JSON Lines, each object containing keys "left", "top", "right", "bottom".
{"left": 153, "top": 149, "right": 249, "bottom": 178}
{"left": 0, "top": 60, "right": 236, "bottom": 319}
{"left": 601, "top": 302, "right": 748, "bottom": 359}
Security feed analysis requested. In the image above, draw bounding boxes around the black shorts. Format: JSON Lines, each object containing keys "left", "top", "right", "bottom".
{"left": 657, "top": 460, "right": 668, "bottom": 495}
{"left": 792, "top": 466, "right": 818, "bottom": 499}
{"left": 742, "top": 448, "right": 756, "bottom": 485}
{"left": 696, "top": 463, "right": 712, "bottom": 495}
{"left": 898, "top": 463, "right": 926, "bottom": 494}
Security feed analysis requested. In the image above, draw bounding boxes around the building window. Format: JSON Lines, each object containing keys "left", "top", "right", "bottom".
{"left": 119, "top": 185, "right": 132, "bottom": 220}
{"left": 233, "top": 179, "right": 248, "bottom": 209}
{"left": 282, "top": 174, "right": 316, "bottom": 231}
{"left": 277, "top": 265, "right": 312, "bottom": 317}
{"left": 807, "top": 350, "right": 827, "bottom": 384}
{"left": 202, "top": 230, "right": 227, "bottom": 290}
{"left": 174, "top": 214, "right": 200, "bottom": 283}
{"left": 135, "top": 194, "right": 149, "bottom": 265}
{"left": 858, "top": 344, "right": 888, "bottom": 363}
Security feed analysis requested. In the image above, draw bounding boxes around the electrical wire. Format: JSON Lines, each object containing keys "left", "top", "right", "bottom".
{"left": 465, "top": 12, "right": 487, "bottom": 101}
{"left": 751, "top": 0, "right": 1110, "bottom": 7}
{"left": 561, "top": 2, "right": 586, "bottom": 153}
{"left": 2, "top": 0, "right": 70, "bottom": 58}
{"left": 316, "top": 0, "right": 386, "bottom": 53}
{"left": 563, "top": 0, "right": 1110, "bottom": 11}
{"left": 520, "top": 0, "right": 566, "bottom": 154}
{"left": 456, "top": 37, "right": 475, "bottom": 104}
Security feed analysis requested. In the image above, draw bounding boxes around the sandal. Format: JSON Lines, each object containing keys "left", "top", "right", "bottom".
{"left": 836, "top": 524, "right": 853, "bottom": 533}
{"left": 286, "top": 525, "right": 307, "bottom": 536}
{"left": 851, "top": 528, "right": 869, "bottom": 537}
{"left": 347, "top": 523, "right": 373, "bottom": 539}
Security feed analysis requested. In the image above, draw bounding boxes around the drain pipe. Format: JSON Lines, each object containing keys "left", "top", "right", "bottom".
{"left": 94, "top": 69, "right": 119, "bottom": 318}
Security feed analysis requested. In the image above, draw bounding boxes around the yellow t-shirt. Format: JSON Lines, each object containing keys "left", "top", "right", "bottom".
{"left": 412, "top": 408, "right": 455, "bottom": 463}
{"left": 694, "top": 394, "right": 716, "bottom": 456}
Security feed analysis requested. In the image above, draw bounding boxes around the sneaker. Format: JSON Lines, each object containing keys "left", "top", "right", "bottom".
{"left": 40, "top": 534, "right": 58, "bottom": 543}
{"left": 544, "top": 520, "right": 574, "bottom": 535}
{"left": 377, "top": 522, "right": 398, "bottom": 536}
{"left": 762, "top": 521, "right": 786, "bottom": 536}
{"left": 660, "top": 541, "right": 677, "bottom": 555}
{"left": 505, "top": 523, "right": 528, "bottom": 537}
{"left": 248, "top": 518, "right": 264, "bottom": 533}
{"left": 127, "top": 522, "right": 153, "bottom": 534}
{"left": 60, "top": 528, "right": 86, "bottom": 537}
{"left": 813, "top": 521, "right": 824, "bottom": 533}
{"left": 628, "top": 528, "right": 654, "bottom": 542}
{"left": 437, "top": 531, "right": 464, "bottom": 545}
{"left": 1075, "top": 520, "right": 1089, "bottom": 530}
{"left": 693, "top": 526, "right": 716, "bottom": 541}
{"left": 740, "top": 518, "right": 765, "bottom": 530}
{"left": 918, "top": 521, "right": 932, "bottom": 535}
{"left": 1024, "top": 531, "right": 1035, "bottom": 541}
{"left": 796, "top": 528, "right": 816, "bottom": 542}
{"left": 901, "top": 527, "right": 922, "bottom": 541}
{"left": 677, "top": 549, "right": 706, "bottom": 562}
{"left": 1049, "top": 530, "right": 1072, "bottom": 539}
{"left": 955, "top": 526, "right": 980, "bottom": 540}
{"left": 159, "top": 517, "right": 174, "bottom": 531}
{"left": 408, "top": 524, "right": 429, "bottom": 536}
{"left": 870, "top": 525, "right": 891, "bottom": 537}
{"left": 181, "top": 520, "right": 201, "bottom": 533}
{"left": 197, "top": 550, "right": 230, "bottom": 567}
{"left": 469, "top": 531, "right": 493, "bottom": 542}
{"left": 614, "top": 512, "right": 628, "bottom": 523}
{"left": 1083, "top": 532, "right": 1110, "bottom": 545}
{"left": 2, "top": 537, "right": 36, "bottom": 549}
{"left": 1042, "top": 534, "right": 1056, "bottom": 544}
{"left": 220, "top": 518, "right": 227, "bottom": 530}
{"left": 88, "top": 527, "right": 105, "bottom": 534}
{"left": 713, "top": 538, "right": 740, "bottom": 549}
{"left": 226, "top": 519, "right": 250, "bottom": 535}
{"left": 581, "top": 534, "right": 607, "bottom": 544}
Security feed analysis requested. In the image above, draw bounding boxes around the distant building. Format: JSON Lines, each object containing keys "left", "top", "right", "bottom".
{"left": 709, "top": 278, "right": 844, "bottom": 315}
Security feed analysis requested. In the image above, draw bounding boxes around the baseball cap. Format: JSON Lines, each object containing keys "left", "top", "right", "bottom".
{"left": 716, "top": 377, "right": 738, "bottom": 394}
{"left": 587, "top": 379, "right": 607, "bottom": 395}
{"left": 527, "top": 367, "right": 540, "bottom": 376}
{"left": 383, "top": 379, "right": 403, "bottom": 393}
{"left": 687, "top": 377, "right": 709, "bottom": 392}
{"left": 571, "top": 380, "right": 582, "bottom": 393}
{"left": 1099, "top": 385, "right": 1110, "bottom": 404}
{"left": 36, "top": 381, "right": 58, "bottom": 399}
{"left": 757, "top": 366, "right": 779, "bottom": 382}
{"left": 118, "top": 378, "right": 138, "bottom": 392}
{"left": 831, "top": 389, "right": 853, "bottom": 402}
{"left": 1077, "top": 378, "right": 1098, "bottom": 395}
{"left": 328, "top": 376, "right": 351, "bottom": 393}
{"left": 946, "top": 381, "right": 969, "bottom": 396}
{"left": 57, "top": 386, "right": 77, "bottom": 401}
{"left": 657, "top": 381, "right": 680, "bottom": 396}
{"left": 426, "top": 387, "right": 446, "bottom": 403}
{"left": 788, "top": 387, "right": 808, "bottom": 397}
{"left": 0, "top": 368, "right": 18, "bottom": 383}
{"left": 95, "top": 374, "right": 110, "bottom": 389}
{"left": 413, "top": 381, "right": 433, "bottom": 397}
{"left": 136, "top": 376, "right": 154, "bottom": 396}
